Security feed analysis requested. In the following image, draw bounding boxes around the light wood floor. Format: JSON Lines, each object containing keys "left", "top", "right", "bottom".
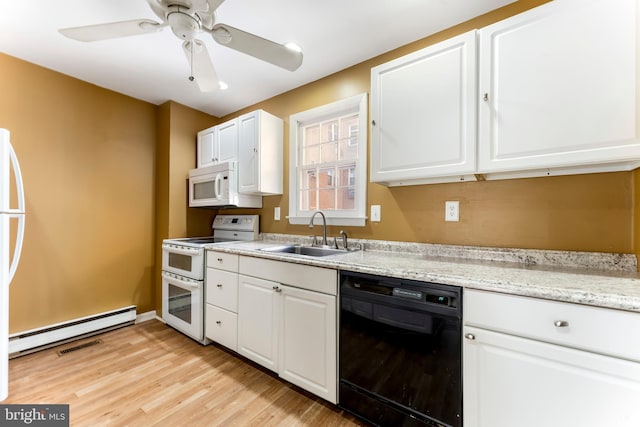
{"left": 5, "top": 320, "right": 367, "bottom": 427}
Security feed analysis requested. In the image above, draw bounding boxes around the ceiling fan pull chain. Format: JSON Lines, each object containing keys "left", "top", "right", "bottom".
{"left": 189, "top": 41, "right": 195, "bottom": 82}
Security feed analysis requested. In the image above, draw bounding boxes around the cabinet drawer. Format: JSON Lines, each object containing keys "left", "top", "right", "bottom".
{"left": 239, "top": 256, "right": 337, "bottom": 295}
{"left": 205, "top": 304, "right": 237, "bottom": 351}
{"left": 205, "top": 268, "right": 238, "bottom": 312}
{"left": 464, "top": 289, "right": 640, "bottom": 362}
{"left": 207, "top": 251, "right": 239, "bottom": 272}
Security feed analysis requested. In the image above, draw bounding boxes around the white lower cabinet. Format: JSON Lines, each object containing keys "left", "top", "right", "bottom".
{"left": 464, "top": 289, "right": 640, "bottom": 427}
{"left": 237, "top": 275, "right": 279, "bottom": 372}
{"left": 279, "top": 284, "right": 336, "bottom": 402}
{"left": 238, "top": 256, "right": 338, "bottom": 404}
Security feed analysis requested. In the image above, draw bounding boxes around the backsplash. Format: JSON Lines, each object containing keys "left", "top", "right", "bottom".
{"left": 260, "top": 233, "right": 637, "bottom": 273}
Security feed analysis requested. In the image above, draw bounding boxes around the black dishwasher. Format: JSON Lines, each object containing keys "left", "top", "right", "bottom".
{"left": 339, "top": 271, "right": 462, "bottom": 427}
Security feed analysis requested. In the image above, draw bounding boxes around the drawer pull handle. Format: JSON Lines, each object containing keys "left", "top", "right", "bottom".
{"left": 217, "top": 284, "right": 223, "bottom": 288}
{"left": 464, "top": 333, "right": 476, "bottom": 341}
{"left": 554, "top": 320, "right": 569, "bottom": 328}
{"left": 217, "top": 258, "right": 223, "bottom": 262}
{"left": 216, "top": 320, "right": 222, "bottom": 325}
{"left": 272, "top": 286, "right": 282, "bottom": 293}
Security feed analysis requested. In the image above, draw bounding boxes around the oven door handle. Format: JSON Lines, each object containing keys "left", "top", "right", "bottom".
{"left": 162, "top": 244, "right": 201, "bottom": 256}
{"left": 162, "top": 272, "right": 201, "bottom": 290}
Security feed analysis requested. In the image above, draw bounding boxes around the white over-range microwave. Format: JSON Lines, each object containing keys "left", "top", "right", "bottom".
{"left": 188, "top": 161, "right": 261, "bottom": 208}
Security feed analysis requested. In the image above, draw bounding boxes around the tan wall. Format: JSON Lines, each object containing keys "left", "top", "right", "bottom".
{"left": 154, "top": 101, "right": 217, "bottom": 313}
{"left": 0, "top": 53, "right": 157, "bottom": 333}
{"left": 221, "top": 0, "right": 636, "bottom": 255}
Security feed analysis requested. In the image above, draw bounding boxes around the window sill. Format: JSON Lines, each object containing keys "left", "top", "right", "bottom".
{"left": 287, "top": 216, "right": 366, "bottom": 227}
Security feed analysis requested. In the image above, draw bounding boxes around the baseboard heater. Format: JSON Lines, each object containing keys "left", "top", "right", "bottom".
{"left": 8, "top": 305, "right": 137, "bottom": 358}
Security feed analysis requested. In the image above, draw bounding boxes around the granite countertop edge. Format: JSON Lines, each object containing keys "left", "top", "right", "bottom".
{"left": 205, "top": 236, "right": 640, "bottom": 313}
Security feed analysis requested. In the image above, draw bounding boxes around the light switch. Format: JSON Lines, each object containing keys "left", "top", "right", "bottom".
{"left": 371, "top": 205, "right": 381, "bottom": 222}
{"left": 274, "top": 207, "right": 281, "bottom": 221}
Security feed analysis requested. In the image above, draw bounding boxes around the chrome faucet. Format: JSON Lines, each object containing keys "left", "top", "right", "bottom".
{"left": 309, "top": 211, "right": 328, "bottom": 247}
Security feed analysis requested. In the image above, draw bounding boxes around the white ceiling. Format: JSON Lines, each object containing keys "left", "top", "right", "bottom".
{"left": 0, "top": 0, "right": 515, "bottom": 117}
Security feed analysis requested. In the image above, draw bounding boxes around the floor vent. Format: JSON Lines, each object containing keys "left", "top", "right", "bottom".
{"left": 57, "top": 339, "right": 103, "bottom": 356}
{"left": 9, "top": 305, "right": 136, "bottom": 358}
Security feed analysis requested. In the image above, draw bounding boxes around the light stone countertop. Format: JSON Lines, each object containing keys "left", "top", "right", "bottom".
{"left": 206, "top": 236, "right": 640, "bottom": 313}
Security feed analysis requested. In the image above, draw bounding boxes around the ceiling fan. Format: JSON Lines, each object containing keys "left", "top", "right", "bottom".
{"left": 58, "top": 0, "right": 303, "bottom": 92}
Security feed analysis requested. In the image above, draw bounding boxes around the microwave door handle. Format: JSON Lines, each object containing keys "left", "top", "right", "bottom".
{"left": 215, "top": 173, "right": 222, "bottom": 200}
{"left": 161, "top": 272, "right": 201, "bottom": 290}
{"left": 161, "top": 244, "right": 200, "bottom": 256}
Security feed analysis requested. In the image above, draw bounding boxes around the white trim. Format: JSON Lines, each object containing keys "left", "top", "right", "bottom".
{"left": 288, "top": 93, "right": 368, "bottom": 226}
{"left": 135, "top": 311, "right": 158, "bottom": 324}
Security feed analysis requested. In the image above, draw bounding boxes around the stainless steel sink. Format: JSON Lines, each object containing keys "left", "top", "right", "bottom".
{"left": 259, "top": 244, "right": 352, "bottom": 257}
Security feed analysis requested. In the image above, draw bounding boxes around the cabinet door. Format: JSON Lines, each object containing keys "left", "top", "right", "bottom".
{"left": 370, "top": 30, "right": 477, "bottom": 185}
{"left": 215, "top": 119, "right": 238, "bottom": 164}
{"left": 463, "top": 325, "right": 640, "bottom": 427}
{"left": 279, "top": 285, "right": 337, "bottom": 404}
{"left": 238, "top": 111, "right": 259, "bottom": 193}
{"left": 237, "top": 275, "right": 279, "bottom": 372}
{"left": 196, "top": 127, "right": 215, "bottom": 168}
{"left": 478, "top": 0, "right": 640, "bottom": 175}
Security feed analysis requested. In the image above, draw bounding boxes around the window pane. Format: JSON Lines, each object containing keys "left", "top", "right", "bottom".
{"left": 302, "top": 144, "right": 320, "bottom": 166}
{"left": 337, "top": 187, "right": 355, "bottom": 210}
{"left": 321, "top": 141, "right": 338, "bottom": 163}
{"left": 318, "top": 168, "right": 335, "bottom": 189}
{"left": 339, "top": 115, "right": 359, "bottom": 161}
{"left": 337, "top": 165, "right": 356, "bottom": 210}
{"left": 300, "top": 169, "right": 316, "bottom": 190}
{"left": 321, "top": 120, "right": 339, "bottom": 143}
{"left": 304, "top": 125, "right": 321, "bottom": 146}
{"left": 318, "top": 189, "right": 335, "bottom": 210}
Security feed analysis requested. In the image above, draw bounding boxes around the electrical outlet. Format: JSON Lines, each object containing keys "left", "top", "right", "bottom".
{"left": 274, "top": 207, "right": 281, "bottom": 221}
{"left": 371, "top": 205, "right": 381, "bottom": 222}
{"left": 445, "top": 201, "right": 459, "bottom": 222}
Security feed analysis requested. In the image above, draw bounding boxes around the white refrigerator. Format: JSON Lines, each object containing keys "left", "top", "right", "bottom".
{"left": 0, "top": 128, "right": 25, "bottom": 401}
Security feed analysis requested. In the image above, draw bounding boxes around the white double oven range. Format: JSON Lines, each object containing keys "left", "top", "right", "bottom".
{"left": 161, "top": 215, "right": 259, "bottom": 343}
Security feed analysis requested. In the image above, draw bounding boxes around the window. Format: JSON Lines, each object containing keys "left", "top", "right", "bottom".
{"left": 289, "top": 93, "right": 367, "bottom": 226}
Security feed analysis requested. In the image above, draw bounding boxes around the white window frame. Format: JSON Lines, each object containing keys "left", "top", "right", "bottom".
{"left": 288, "top": 93, "right": 368, "bottom": 226}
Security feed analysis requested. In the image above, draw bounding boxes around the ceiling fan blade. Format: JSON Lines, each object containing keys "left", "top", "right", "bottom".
{"left": 182, "top": 40, "right": 219, "bottom": 92}
{"left": 211, "top": 23, "right": 303, "bottom": 71}
{"left": 208, "top": 0, "right": 226, "bottom": 11}
{"left": 59, "top": 19, "right": 165, "bottom": 42}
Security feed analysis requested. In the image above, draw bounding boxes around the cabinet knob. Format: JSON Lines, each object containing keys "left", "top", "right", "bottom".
{"left": 217, "top": 258, "right": 223, "bottom": 262}
{"left": 554, "top": 320, "right": 569, "bottom": 328}
{"left": 483, "top": 93, "right": 489, "bottom": 101}
{"left": 464, "top": 333, "right": 476, "bottom": 341}
{"left": 371, "top": 120, "right": 376, "bottom": 126}
{"left": 216, "top": 284, "right": 222, "bottom": 288}
{"left": 272, "top": 285, "right": 282, "bottom": 293}
{"left": 216, "top": 320, "right": 222, "bottom": 325}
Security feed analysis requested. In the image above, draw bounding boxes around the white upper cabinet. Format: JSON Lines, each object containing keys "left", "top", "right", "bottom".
{"left": 238, "top": 110, "right": 284, "bottom": 195}
{"left": 478, "top": 0, "right": 640, "bottom": 178}
{"left": 196, "top": 119, "right": 238, "bottom": 169}
{"left": 370, "top": 30, "right": 478, "bottom": 186}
